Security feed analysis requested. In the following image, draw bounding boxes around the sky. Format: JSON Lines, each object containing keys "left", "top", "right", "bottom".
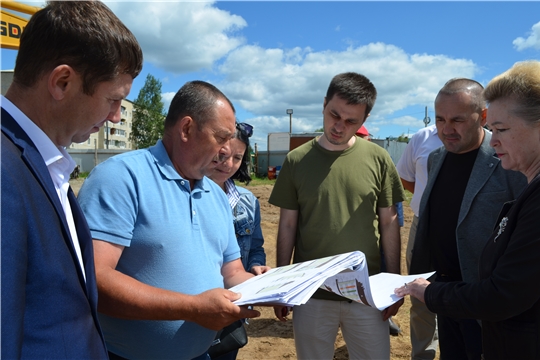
{"left": 2, "top": 1, "right": 540, "bottom": 150}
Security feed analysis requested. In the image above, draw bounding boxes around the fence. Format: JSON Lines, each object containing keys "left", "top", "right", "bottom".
{"left": 67, "top": 148, "right": 130, "bottom": 173}
{"left": 69, "top": 139, "right": 408, "bottom": 178}
{"left": 254, "top": 139, "right": 408, "bottom": 177}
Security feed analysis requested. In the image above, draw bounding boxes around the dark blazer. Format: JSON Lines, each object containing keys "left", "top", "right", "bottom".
{"left": 409, "top": 130, "right": 526, "bottom": 282}
{"left": 425, "top": 175, "right": 540, "bottom": 359}
{"left": 1, "top": 108, "right": 107, "bottom": 359}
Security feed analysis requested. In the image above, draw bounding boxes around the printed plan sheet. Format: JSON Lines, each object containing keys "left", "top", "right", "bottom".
{"left": 230, "top": 251, "right": 434, "bottom": 310}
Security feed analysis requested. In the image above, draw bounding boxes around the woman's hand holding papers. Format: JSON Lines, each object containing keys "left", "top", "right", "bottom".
{"left": 394, "top": 278, "right": 430, "bottom": 303}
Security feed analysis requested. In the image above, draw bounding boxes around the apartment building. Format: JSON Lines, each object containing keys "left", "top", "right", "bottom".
{"left": 70, "top": 99, "right": 135, "bottom": 150}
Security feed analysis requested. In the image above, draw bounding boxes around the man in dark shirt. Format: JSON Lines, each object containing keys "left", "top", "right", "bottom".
{"left": 409, "top": 78, "right": 526, "bottom": 360}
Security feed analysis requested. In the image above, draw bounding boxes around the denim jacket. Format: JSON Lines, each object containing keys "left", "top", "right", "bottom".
{"left": 233, "top": 186, "right": 266, "bottom": 271}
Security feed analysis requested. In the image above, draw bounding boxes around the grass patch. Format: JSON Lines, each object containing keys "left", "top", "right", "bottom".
{"left": 237, "top": 174, "right": 276, "bottom": 186}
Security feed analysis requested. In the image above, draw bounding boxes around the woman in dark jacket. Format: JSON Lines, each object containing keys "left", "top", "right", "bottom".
{"left": 396, "top": 60, "right": 540, "bottom": 360}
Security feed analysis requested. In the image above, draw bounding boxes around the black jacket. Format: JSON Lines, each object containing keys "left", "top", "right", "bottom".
{"left": 425, "top": 174, "right": 540, "bottom": 360}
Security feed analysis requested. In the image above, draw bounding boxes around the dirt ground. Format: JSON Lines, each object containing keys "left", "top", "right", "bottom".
{"left": 70, "top": 179, "right": 421, "bottom": 359}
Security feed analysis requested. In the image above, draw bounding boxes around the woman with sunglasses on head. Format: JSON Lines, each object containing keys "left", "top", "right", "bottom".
{"left": 395, "top": 60, "right": 540, "bottom": 360}
{"left": 207, "top": 123, "right": 270, "bottom": 360}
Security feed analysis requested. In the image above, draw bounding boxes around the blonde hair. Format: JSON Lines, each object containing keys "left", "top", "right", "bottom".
{"left": 484, "top": 60, "right": 540, "bottom": 125}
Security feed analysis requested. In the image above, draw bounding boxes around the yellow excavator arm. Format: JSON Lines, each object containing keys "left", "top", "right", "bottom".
{"left": 1, "top": 1, "right": 41, "bottom": 50}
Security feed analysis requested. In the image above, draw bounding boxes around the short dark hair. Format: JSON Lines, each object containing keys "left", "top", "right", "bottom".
{"left": 230, "top": 125, "right": 252, "bottom": 184}
{"left": 13, "top": 1, "right": 143, "bottom": 95}
{"left": 164, "top": 81, "right": 235, "bottom": 130}
{"left": 437, "top": 78, "right": 485, "bottom": 113}
{"left": 325, "top": 72, "right": 377, "bottom": 118}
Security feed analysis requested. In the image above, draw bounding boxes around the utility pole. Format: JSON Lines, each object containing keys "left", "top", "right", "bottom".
{"left": 286, "top": 109, "right": 293, "bottom": 134}
{"left": 423, "top": 106, "right": 431, "bottom": 127}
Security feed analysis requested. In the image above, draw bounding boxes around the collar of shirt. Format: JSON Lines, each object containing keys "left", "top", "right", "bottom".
{"left": 1, "top": 96, "right": 85, "bottom": 280}
{"left": 1, "top": 96, "right": 76, "bottom": 186}
{"left": 225, "top": 178, "right": 241, "bottom": 209}
{"left": 149, "top": 139, "right": 212, "bottom": 193}
{"left": 430, "top": 126, "right": 439, "bottom": 138}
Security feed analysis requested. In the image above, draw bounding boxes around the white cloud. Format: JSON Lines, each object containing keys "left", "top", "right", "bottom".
{"left": 161, "top": 92, "right": 176, "bottom": 112}
{"left": 216, "top": 42, "right": 476, "bottom": 148}
{"left": 513, "top": 21, "right": 540, "bottom": 51}
{"left": 106, "top": 2, "right": 477, "bottom": 150}
{"left": 106, "top": 1, "right": 247, "bottom": 73}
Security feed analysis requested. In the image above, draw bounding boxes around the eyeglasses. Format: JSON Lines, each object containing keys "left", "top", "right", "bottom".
{"left": 236, "top": 122, "right": 253, "bottom": 138}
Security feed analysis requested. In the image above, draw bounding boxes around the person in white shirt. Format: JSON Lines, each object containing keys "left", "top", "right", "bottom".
{"left": 396, "top": 124, "right": 442, "bottom": 360}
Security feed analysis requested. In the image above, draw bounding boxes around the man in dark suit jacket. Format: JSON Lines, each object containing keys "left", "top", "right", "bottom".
{"left": 409, "top": 78, "right": 526, "bottom": 360}
{"left": 1, "top": 2, "right": 143, "bottom": 358}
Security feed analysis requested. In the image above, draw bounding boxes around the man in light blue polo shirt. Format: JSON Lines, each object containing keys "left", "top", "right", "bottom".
{"left": 78, "top": 81, "right": 260, "bottom": 360}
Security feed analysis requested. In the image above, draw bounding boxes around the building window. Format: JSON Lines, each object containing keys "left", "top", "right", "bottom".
{"left": 109, "top": 128, "right": 126, "bottom": 137}
{"left": 114, "top": 140, "right": 126, "bottom": 148}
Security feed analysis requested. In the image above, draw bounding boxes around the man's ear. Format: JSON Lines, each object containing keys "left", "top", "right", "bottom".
{"left": 178, "top": 116, "right": 195, "bottom": 143}
{"left": 48, "top": 65, "right": 77, "bottom": 101}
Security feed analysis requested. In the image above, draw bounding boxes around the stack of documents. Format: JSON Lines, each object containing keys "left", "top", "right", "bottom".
{"left": 230, "top": 251, "right": 435, "bottom": 310}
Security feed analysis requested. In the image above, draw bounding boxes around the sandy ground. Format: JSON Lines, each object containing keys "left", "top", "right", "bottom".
{"left": 70, "top": 179, "right": 422, "bottom": 359}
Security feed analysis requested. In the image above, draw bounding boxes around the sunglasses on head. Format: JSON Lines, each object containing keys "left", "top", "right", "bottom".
{"left": 236, "top": 122, "right": 253, "bottom": 138}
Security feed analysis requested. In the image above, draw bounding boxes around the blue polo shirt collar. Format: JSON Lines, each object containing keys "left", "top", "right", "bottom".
{"left": 149, "top": 140, "right": 210, "bottom": 192}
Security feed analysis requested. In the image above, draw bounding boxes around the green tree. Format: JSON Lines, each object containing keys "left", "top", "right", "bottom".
{"left": 131, "top": 74, "right": 165, "bottom": 149}
{"left": 396, "top": 133, "right": 409, "bottom": 143}
{"left": 314, "top": 127, "right": 324, "bottom": 132}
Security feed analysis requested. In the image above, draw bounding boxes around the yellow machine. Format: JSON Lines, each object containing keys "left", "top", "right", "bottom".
{"left": 1, "top": 0, "right": 40, "bottom": 50}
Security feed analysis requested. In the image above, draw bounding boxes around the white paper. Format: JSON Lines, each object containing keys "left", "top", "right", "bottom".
{"left": 230, "top": 250, "right": 435, "bottom": 310}
{"left": 230, "top": 251, "right": 364, "bottom": 306}
{"left": 368, "top": 272, "right": 435, "bottom": 310}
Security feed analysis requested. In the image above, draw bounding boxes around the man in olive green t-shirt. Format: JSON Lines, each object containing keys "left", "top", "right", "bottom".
{"left": 269, "top": 72, "right": 405, "bottom": 360}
